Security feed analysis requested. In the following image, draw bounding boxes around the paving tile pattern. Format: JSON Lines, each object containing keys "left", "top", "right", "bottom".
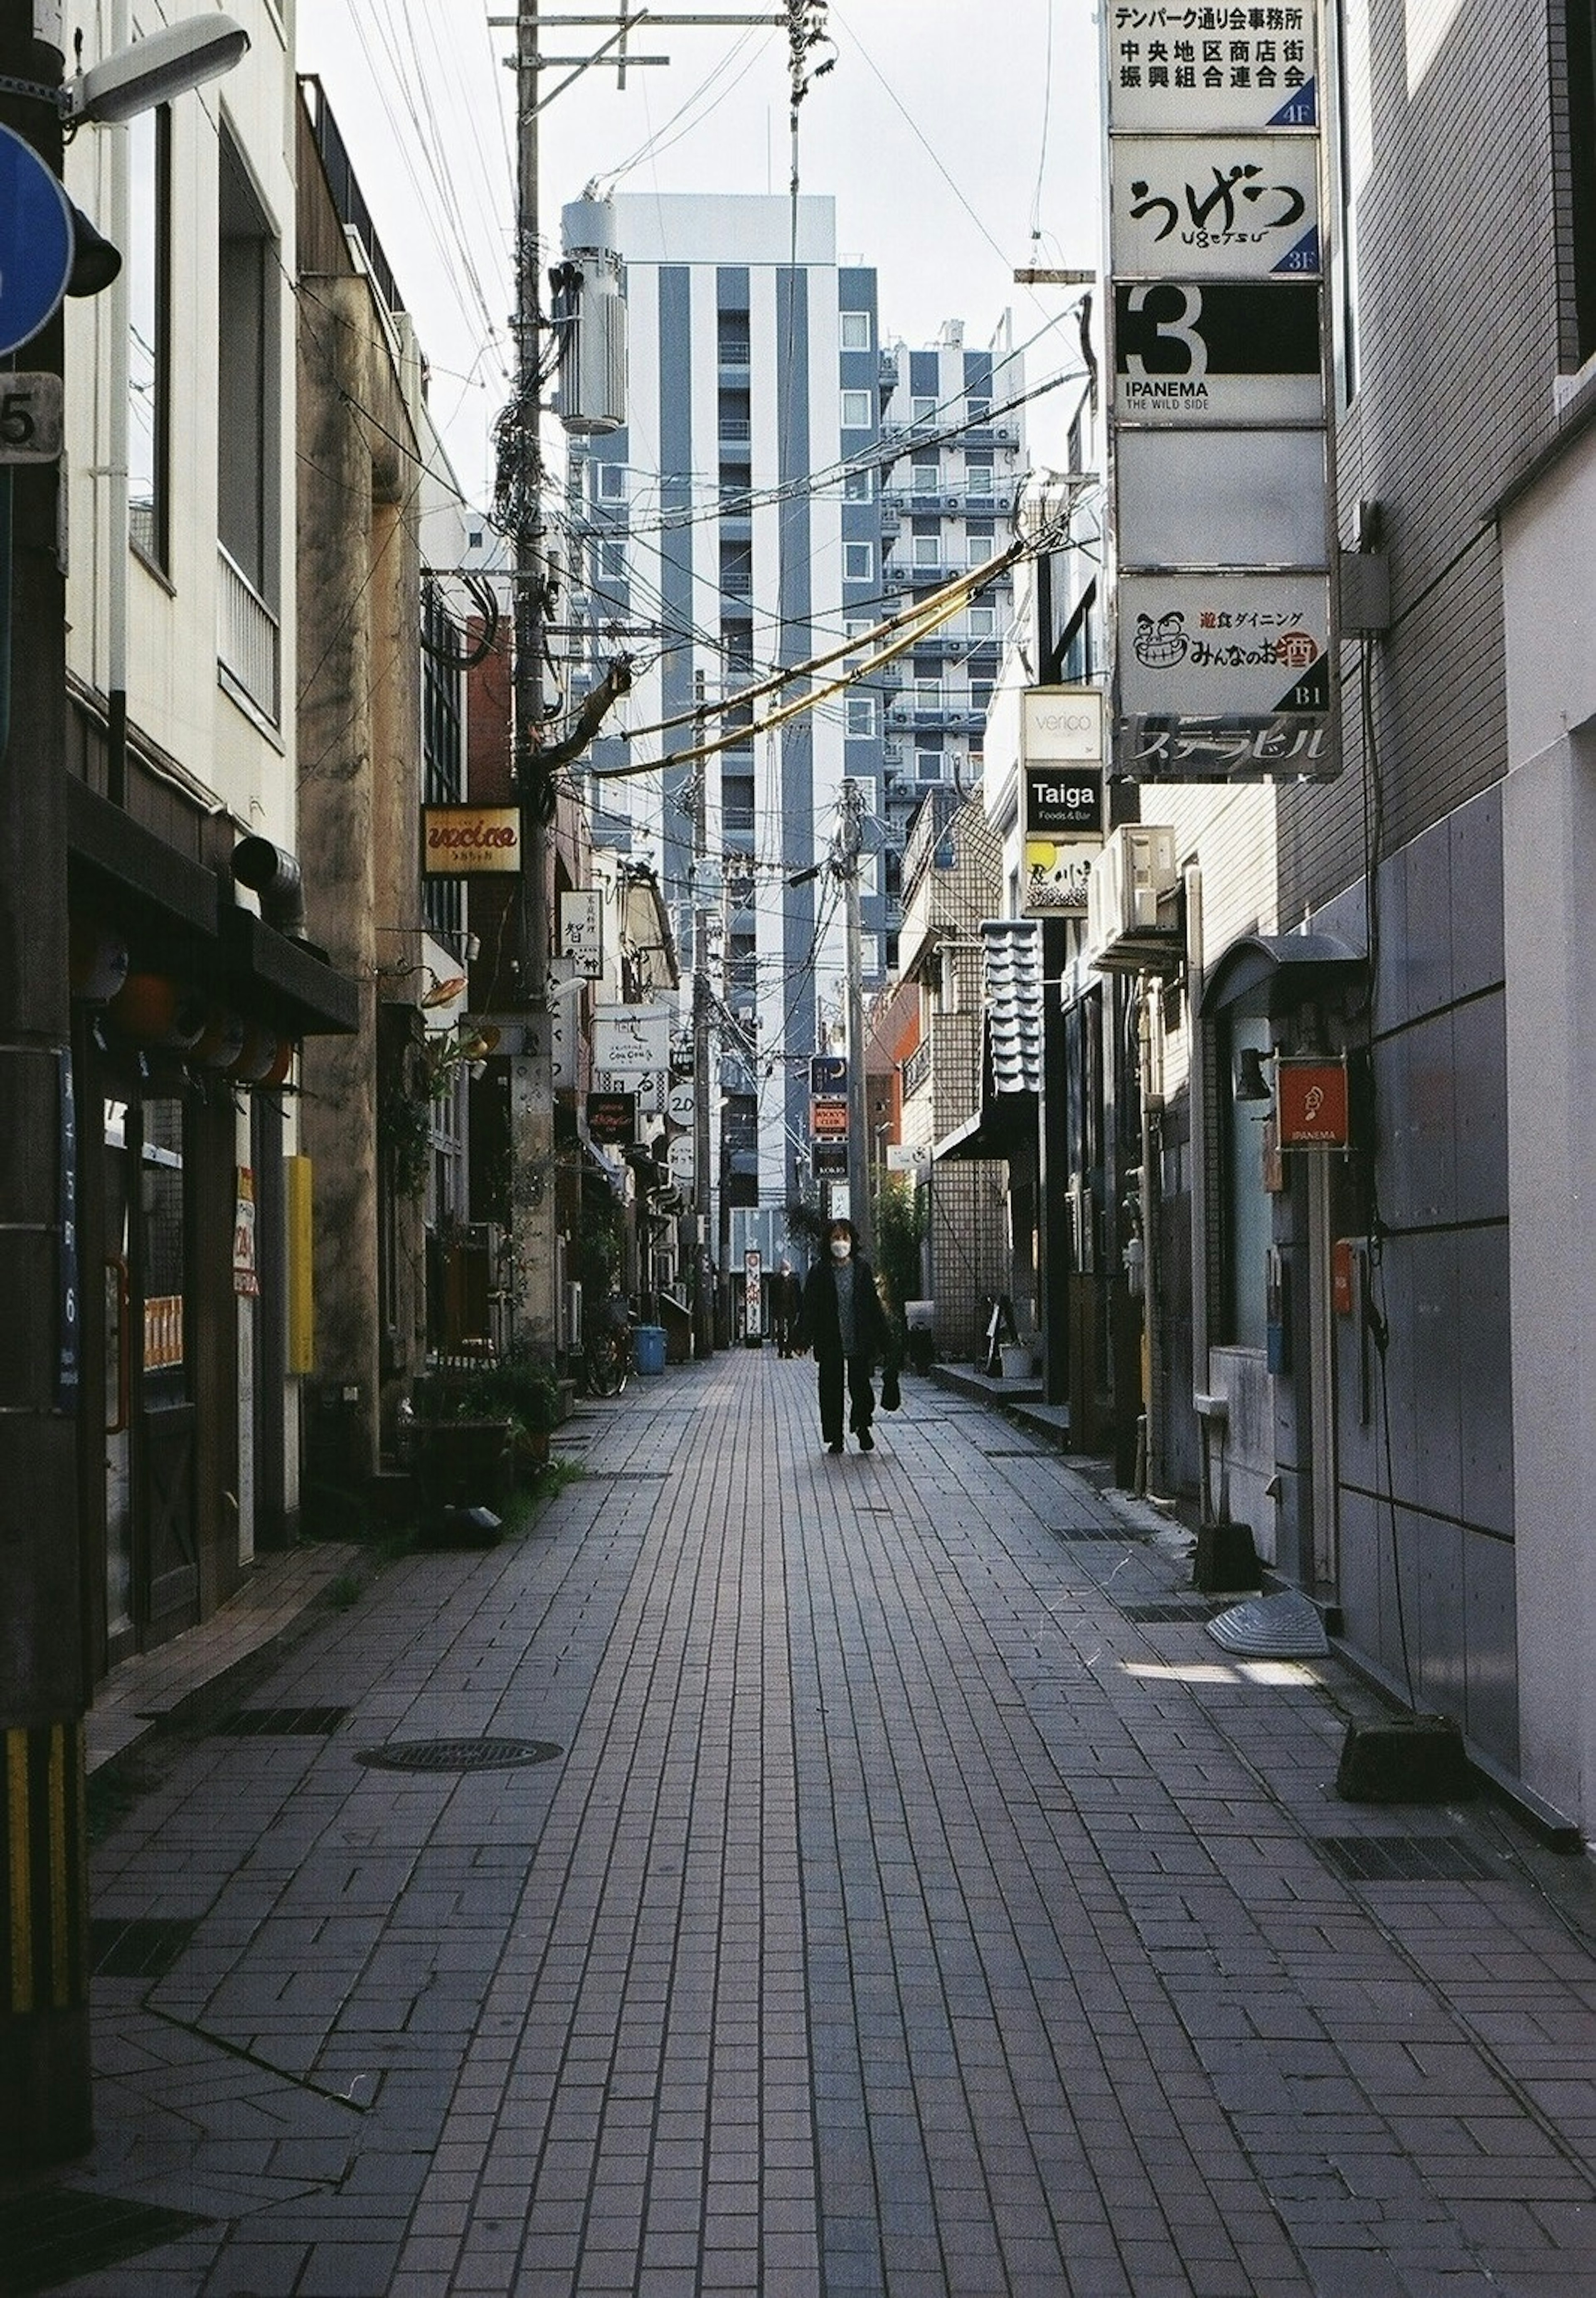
{"left": 44, "top": 1363, "right": 1596, "bottom": 2293}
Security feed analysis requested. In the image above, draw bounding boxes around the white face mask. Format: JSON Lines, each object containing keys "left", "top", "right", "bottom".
{"left": 830, "top": 1237, "right": 852, "bottom": 1261}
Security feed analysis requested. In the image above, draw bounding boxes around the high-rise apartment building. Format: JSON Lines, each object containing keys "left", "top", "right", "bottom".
{"left": 560, "top": 192, "right": 877, "bottom": 1217}
{"left": 560, "top": 194, "right": 1029, "bottom": 1229}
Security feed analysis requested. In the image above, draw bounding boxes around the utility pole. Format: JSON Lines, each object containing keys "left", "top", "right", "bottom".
{"left": 507, "top": 0, "right": 561, "bottom": 1357}
{"left": 838, "top": 777, "right": 871, "bottom": 1258}
{"left": 0, "top": 25, "right": 89, "bottom": 2167}
{"left": 499, "top": 3, "right": 789, "bottom": 1359}
{"left": 689, "top": 757, "right": 715, "bottom": 1357}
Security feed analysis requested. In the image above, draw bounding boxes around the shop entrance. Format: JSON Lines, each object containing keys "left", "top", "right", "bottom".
{"left": 102, "top": 1093, "right": 198, "bottom": 1659}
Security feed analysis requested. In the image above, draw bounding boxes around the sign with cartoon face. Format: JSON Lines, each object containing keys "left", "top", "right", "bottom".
{"left": 1106, "top": 3, "right": 1319, "bottom": 133}
{"left": 1119, "top": 574, "right": 1329, "bottom": 709}
{"left": 1111, "top": 136, "right": 1321, "bottom": 278}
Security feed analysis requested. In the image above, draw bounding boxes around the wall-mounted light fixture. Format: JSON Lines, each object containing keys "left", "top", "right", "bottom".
{"left": 1234, "top": 1047, "right": 1274, "bottom": 1103}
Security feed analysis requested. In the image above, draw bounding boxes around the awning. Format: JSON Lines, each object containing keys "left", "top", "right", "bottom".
{"left": 933, "top": 1092, "right": 1037, "bottom": 1164}
{"left": 1199, "top": 931, "right": 1365, "bottom": 1020}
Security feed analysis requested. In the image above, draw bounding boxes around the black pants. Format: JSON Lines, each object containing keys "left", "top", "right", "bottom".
{"left": 818, "top": 1352, "right": 876, "bottom": 1445}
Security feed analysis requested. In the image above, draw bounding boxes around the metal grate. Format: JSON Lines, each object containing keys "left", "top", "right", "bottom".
{"left": 1118, "top": 1601, "right": 1219, "bottom": 1624}
{"left": 213, "top": 1705, "right": 350, "bottom": 1737}
{"left": 355, "top": 1736, "right": 562, "bottom": 1774}
{"left": 1051, "top": 1524, "right": 1146, "bottom": 1544}
{"left": 90, "top": 1916, "right": 199, "bottom": 1980}
{"left": 0, "top": 2189, "right": 211, "bottom": 2294}
{"left": 1313, "top": 1834, "right": 1499, "bottom": 1884}
{"left": 982, "top": 1447, "right": 1048, "bottom": 1459}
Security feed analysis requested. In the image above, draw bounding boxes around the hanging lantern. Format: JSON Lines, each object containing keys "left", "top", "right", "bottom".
{"left": 190, "top": 1010, "right": 248, "bottom": 1070}
{"left": 106, "top": 971, "right": 207, "bottom": 1048}
{"left": 69, "top": 919, "right": 130, "bottom": 1003}
{"left": 227, "top": 1024, "right": 293, "bottom": 1085}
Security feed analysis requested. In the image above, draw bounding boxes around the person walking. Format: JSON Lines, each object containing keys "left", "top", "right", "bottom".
{"left": 796, "top": 1218, "right": 891, "bottom": 1453}
{"left": 769, "top": 1257, "right": 803, "bottom": 1357}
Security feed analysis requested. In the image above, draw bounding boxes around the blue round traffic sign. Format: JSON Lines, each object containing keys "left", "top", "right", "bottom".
{"left": 0, "top": 123, "right": 74, "bottom": 357}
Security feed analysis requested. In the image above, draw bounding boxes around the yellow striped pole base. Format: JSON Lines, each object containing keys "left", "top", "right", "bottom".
{"left": 1, "top": 1717, "right": 92, "bottom": 2166}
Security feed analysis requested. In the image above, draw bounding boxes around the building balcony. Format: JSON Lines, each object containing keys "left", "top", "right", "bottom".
{"left": 217, "top": 546, "right": 280, "bottom": 726}
{"left": 887, "top": 699, "right": 987, "bottom": 734}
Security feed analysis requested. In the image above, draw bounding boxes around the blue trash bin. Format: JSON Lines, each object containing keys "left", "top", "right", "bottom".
{"left": 635, "top": 1324, "right": 667, "bottom": 1376}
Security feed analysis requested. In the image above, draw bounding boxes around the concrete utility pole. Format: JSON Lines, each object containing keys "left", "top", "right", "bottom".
{"left": 499, "top": 2, "right": 787, "bottom": 1357}
{"left": 0, "top": 25, "right": 90, "bottom": 2168}
{"left": 508, "top": 0, "right": 560, "bottom": 1357}
{"left": 838, "top": 777, "right": 871, "bottom": 1258}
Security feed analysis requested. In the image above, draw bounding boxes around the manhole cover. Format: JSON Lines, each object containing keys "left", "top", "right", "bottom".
{"left": 1051, "top": 1524, "right": 1145, "bottom": 1544}
{"left": 213, "top": 1705, "right": 350, "bottom": 1736}
{"left": 0, "top": 2190, "right": 211, "bottom": 2294}
{"left": 1313, "top": 1834, "right": 1497, "bottom": 1884}
{"left": 355, "top": 1736, "right": 562, "bottom": 1773}
{"left": 90, "top": 1916, "right": 199, "bottom": 1980}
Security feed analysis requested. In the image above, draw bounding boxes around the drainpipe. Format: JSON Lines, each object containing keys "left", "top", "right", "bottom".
{"left": 104, "top": 0, "right": 130, "bottom": 804}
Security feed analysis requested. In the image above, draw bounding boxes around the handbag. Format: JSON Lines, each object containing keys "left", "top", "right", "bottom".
{"left": 879, "top": 1361, "right": 902, "bottom": 1412}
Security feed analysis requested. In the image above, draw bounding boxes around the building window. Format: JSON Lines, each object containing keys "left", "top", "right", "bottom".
{"left": 911, "top": 456, "right": 940, "bottom": 491}
{"left": 843, "top": 542, "right": 874, "bottom": 581}
{"left": 843, "top": 467, "right": 874, "bottom": 501}
{"left": 965, "top": 460, "right": 993, "bottom": 498}
{"left": 128, "top": 104, "right": 171, "bottom": 569}
{"left": 911, "top": 394, "right": 938, "bottom": 423}
{"left": 966, "top": 535, "right": 994, "bottom": 566}
{"left": 217, "top": 126, "right": 278, "bottom": 606}
{"left": 839, "top": 310, "right": 872, "bottom": 350}
{"left": 916, "top": 750, "right": 944, "bottom": 781}
{"left": 967, "top": 397, "right": 990, "bottom": 421}
{"left": 968, "top": 604, "right": 996, "bottom": 635}
{"left": 596, "top": 461, "right": 627, "bottom": 501}
{"left": 911, "top": 535, "right": 941, "bottom": 568}
{"left": 840, "top": 389, "right": 873, "bottom": 429}
{"left": 1562, "top": 0, "right": 1596, "bottom": 365}
{"left": 846, "top": 695, "right": 877, "bottom": 736}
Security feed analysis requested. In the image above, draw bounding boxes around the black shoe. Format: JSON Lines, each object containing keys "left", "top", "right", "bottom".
{"left": 827, "top": 1440, "right": 844, "bottom": 1454}
{"left": 857, "top": 1429, "right": 874, "bottom": 1451}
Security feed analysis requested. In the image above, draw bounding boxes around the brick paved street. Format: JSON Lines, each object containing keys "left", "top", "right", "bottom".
{"left": 32, "top": 1352, "right": 1596, "bottom": 2294}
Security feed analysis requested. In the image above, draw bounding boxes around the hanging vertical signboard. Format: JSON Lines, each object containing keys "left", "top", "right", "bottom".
{"left": 1103, "top": 0, "right": 1339, "bottom": 782}
{"left": 1021, "top": 685, "right": 1105, "bottom": 915}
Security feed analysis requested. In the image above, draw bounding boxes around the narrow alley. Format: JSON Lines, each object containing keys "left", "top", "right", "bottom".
{"left": 29, "top": 1354, "right": 1596, "bottom": 2297}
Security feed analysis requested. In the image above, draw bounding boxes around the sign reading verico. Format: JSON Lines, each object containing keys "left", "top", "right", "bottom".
{"left": 421, "top": 805, "right": 522, "bottom": 875}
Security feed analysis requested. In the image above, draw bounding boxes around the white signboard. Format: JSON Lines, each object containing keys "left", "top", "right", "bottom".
{"left": 668, "top": 1134, "right": 697, "bottom": 1180}
{"left": 591, "top": 1005, "right": 672, "bottom": 1079}
{"left": 1110, "top": 135, "right": 1320, "bottom": 278}
{"left": 1115, "top": 427, "right": 1328, "bottom": 569}
{"left": 1022, "top": 685, "right": 1104, "bottom": 761}
{"left": 887, "top": 1143, "right": 932, "bottom": 1172}
{"left": 1107, "top": 5, "right": 1319, "bottom": 133}
{"left": 666, "top": 1079, "right": 696, "bottom": 1126}
{"left": 560, "top": 889, "right": 602, "bottom": 976}
{"left": 1025, "top": 840, "right": 1100, "bottom": 916}
{"left": 1118, "top": 571, "right": 1330, "bottom": 718}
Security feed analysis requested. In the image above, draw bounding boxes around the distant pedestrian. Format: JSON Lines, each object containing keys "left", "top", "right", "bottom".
{"left": 796, "top": 1218, "right": 891, "bottom": 1454}
{"left": 769, "top": 1257, "right": 803, "bottom": 1357}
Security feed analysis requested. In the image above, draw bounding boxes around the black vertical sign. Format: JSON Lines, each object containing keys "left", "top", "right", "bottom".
{"left": 58, "top": 1048, "right": 79, "bottom": 1400}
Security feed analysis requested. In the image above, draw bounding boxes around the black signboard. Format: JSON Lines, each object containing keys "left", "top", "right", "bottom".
{"left": 810, "top": 1054, "right": 847, "bottom": 1096}
{"left": 1114, "top": 279, "right": 1321, "bottom": 381}
{"left": 812, "top": 1142, "right": 849, "bottom": 1177}
{"left": 1024, "top": 763, "right": 1103, "bottom": 836}
{"left": 587, "top": 1090, "right": 636, "bottom": 1147}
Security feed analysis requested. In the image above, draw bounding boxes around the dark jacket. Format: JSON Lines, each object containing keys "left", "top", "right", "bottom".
{"left": 797, "top": 1254, "right": 891, "bottom": 1365}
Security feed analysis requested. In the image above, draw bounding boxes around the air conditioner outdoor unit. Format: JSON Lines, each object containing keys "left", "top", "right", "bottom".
{"left": 1086, "top": 826, "right": 1180, "bottom": 961}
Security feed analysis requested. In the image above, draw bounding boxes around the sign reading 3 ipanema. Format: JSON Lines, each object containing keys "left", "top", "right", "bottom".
{"left": 1104, "top": 0, "right": 1339, "bottom": 782}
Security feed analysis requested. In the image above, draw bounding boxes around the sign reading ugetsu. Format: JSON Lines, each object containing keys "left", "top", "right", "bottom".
{"left": 422, "top": 805, "right": 522, "bottom": 874}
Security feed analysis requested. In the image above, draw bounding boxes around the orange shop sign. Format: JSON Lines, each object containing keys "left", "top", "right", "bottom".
{"left": 811, "top": 1099, "right": 849, "bottom": 1137}
{"left": 1276, "top": 1057, "right": 1350, "bottom": 1149}
{"left": 422, "top": 804, "right": 522, "bottom": 875}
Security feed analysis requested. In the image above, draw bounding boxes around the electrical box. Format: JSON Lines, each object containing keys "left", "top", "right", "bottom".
{"left": 555, "top": 200, "right": 627, "bottom": 435}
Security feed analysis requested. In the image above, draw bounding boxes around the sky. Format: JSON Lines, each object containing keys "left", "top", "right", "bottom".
{"left": 296, "top": 0, "right": 1105, "bottom": 510}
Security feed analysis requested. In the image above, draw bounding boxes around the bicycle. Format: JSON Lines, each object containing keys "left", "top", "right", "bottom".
{"left": 584, "top": 1305, "right": 633, "bottom": 1397}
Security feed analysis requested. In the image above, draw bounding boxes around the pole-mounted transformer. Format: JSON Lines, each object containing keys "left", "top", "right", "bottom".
{"left": 552, "top": 197, "right": 627, "bottom": 436}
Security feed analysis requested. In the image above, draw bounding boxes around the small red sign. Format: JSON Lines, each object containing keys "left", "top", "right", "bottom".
{"left": 1276, "top": 1059, "right": 1350, "bottom": 1149}
{"left": 811, "top": 1099, "right": 849, "bottom": 1137}
{"left": 586, "top": 1090, "right": 636, "bottom": 1146}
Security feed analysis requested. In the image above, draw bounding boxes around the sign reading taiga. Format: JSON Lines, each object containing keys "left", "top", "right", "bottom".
{"left": 422, "top": 804, "right": 522, "bottom": 875}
